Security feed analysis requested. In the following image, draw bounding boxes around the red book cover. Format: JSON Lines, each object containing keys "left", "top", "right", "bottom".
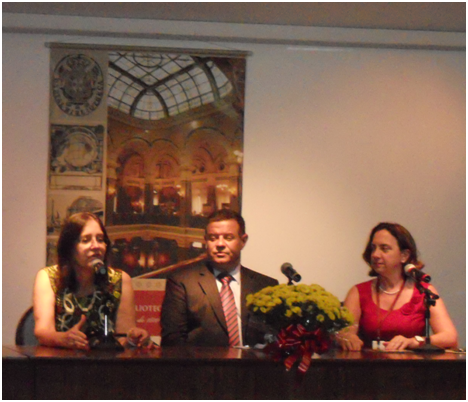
{"left": 132, "top": 278, "right": 166, "bottom": 342}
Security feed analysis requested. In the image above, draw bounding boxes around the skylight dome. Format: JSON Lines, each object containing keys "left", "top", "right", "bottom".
{"left": 108, "top": 52, "right": 233, "bottom": 121}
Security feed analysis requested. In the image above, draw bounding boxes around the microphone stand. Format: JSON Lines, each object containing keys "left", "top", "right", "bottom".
{"left": 90, "top": 275, "right": 124, "bottom": 351}
{"left": 413, "top": 281, "right": 445, "bottom": 354}
{"left": 91, "top": 303, "right": 124, "bottom": 351}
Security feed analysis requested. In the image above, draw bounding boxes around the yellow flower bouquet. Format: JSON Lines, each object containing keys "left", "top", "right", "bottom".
{"left": 247, "top": 283, "right": 353, "bottom": 332}
{"left": 247, "top": 284, "right": 354, "bottom": 376}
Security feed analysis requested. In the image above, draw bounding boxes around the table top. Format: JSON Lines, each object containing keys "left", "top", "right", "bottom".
{"left": 3, "top": 344, "right": 465, "bottom": 363}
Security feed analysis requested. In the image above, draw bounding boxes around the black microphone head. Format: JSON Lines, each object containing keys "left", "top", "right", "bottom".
{"left": 281, "top": 262, "right": 293, "bottom": 273}
{"left": 281, "top": 262, "right": 301, "bottom": 282}
{"left": 91, "top": 259, "right": 106, "bottom": 276}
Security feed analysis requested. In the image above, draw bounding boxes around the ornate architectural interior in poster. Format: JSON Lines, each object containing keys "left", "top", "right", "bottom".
{"left": 47, "top": 46, "right": 246, "bottom": 282}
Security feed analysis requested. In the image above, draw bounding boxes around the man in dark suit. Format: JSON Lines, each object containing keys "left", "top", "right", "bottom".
{"left": 161, "top": 210, "right": 278, "bottom": 347}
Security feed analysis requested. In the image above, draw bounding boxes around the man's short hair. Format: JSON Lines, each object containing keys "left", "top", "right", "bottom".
{"left": 205, "top": 209, "right": 246, "bottom": 235}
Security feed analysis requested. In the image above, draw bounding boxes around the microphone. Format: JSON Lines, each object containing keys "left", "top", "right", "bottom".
{"left": 88, "top": 259, "right": 123, "bottom": 351}
{"left": 404, "top": 264, "right": 431, "bottom": 283}
{"left": 91, "top": 259, "right": 107, "bottom": 276}
{"left": 281, "top": 263, "right": 302, "bottom": 283}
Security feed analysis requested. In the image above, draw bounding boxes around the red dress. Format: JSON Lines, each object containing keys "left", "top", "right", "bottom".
{"left": 356, "top": 280, "right": 426, "bottom": 347}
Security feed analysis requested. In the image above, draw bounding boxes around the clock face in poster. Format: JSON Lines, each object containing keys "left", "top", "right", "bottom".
{"left": 52, "top": 54, "right": 104, "bottom": 117}
{"left": 60, "top": 127, "right": 98, "bottom": 168}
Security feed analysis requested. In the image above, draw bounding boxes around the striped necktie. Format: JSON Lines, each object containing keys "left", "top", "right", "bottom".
{"left": 219, "top": 275, "right": 240, "bottom": 347}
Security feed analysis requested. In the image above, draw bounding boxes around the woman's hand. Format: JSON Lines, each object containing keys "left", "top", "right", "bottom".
{"left": 61, "top": 314, "right": 89, "bottom": 350}
{"left": 115, "top": 272, "right": 154, "bottom": 349}
{"left": 336, "top": 332, "right": 364, "bottom": 351}
{"left": 338, "top": 286, "right": 363, "bottom": 351}
{"left": 126, "top": 327, "right": 152, "bottom": 348}
{"left": 34, "top": 268, "right": 90, "bottom": 350}
{"left": 383, "top": 335, "right": 418, "bottom": 351}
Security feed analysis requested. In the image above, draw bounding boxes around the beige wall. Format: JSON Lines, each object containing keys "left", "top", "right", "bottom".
{"left": 3, "top": 17, "right": 465, "bottom": 346}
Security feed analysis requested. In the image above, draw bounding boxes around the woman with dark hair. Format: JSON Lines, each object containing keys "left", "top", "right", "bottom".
{"left": 337, "top": 222, "right": 458, "bottom": 351}
{"left": 33, "top": 212, "right": 149, "bottom": 350}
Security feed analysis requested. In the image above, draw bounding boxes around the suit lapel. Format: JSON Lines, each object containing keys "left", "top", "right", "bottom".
{"left": 240, "top": 266, "right": 255, "bottom": 335}
{"left": 197, "top": 263, "right": 227, "bottom": 331}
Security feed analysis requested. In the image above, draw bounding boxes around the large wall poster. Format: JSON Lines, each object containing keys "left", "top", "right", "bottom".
{"left": 47, "top": 45, "right": 247, "bottom": 281}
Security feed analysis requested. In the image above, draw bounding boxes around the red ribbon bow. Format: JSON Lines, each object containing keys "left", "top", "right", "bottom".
{"left": 265, "top": 324, "right": 331, "bottom": 376}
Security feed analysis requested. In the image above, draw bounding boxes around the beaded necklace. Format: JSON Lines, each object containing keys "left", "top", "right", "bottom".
{"left": 379, "top": 283, "right": 403, "bottom": 295}
{"left": 73, "top": 291, "right": 97, "bottom": 313}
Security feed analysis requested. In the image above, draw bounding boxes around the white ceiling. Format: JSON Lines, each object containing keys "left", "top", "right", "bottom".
{"left": 2, "top": 2, "right": 466, "bottom": 32}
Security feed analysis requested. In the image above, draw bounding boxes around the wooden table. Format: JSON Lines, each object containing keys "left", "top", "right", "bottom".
{"left": 3, "top": 345, "right": 465, "bottom": 399}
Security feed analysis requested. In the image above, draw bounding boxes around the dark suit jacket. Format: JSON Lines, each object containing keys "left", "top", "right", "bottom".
{"left": 161, "top": 261, "right": 278, "bottom": 347}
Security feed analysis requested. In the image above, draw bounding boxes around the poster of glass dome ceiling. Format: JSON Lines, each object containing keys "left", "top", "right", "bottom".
{"left": 46, "top": 45, "right": 247, "bottom": 278}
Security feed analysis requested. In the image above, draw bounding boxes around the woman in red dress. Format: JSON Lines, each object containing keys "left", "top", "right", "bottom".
{"left": 337, "top": 222, "right": 458, "bottom": 351}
